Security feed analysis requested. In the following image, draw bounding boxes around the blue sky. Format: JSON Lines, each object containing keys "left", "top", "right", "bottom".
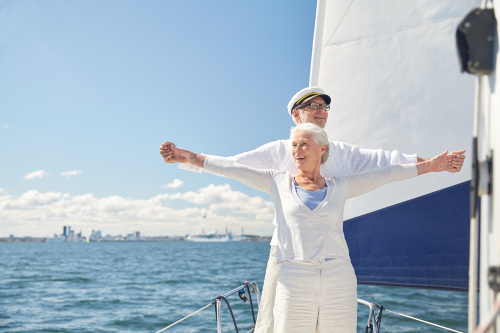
{"left": 0, "top": 0, "right": 317, "bottom": 237}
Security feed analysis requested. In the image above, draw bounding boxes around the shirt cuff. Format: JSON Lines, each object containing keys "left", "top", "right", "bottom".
{"left": 399, "top": 163, "right": 419, "bottom": 178}
{"left": 401, "top": 153, "right": 417, "bottom": 164}
{"left": 178, "top": 162, "right": 203, "bottom": 173}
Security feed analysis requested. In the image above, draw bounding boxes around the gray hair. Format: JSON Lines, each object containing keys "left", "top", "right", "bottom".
{"left": 290, "top": 123, "right": 330, "bottom": 164}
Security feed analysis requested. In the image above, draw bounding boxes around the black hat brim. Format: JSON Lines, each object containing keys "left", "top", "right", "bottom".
{"left": 301, "top": 93, "right": 331, "bottom": 106}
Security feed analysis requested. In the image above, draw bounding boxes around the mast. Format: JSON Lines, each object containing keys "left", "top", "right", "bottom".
{"left": 476, "top": 0, "right": 499, "bottom": 330}
{"left": 454, "top": 1, "right": 499, "bottom": 331}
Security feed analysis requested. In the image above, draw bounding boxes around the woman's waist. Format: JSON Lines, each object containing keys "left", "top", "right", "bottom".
{"left": 281, "top": 257, "right": 352, "bottom": 269}
{"left": 277, "top": 249, "right": 351, "bottom": 263}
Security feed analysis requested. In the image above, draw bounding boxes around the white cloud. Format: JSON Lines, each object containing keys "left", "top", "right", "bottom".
{"left": 2, "top": 125, "right": 9, "bottom": 129}
{"left": 163, "top": 179, "right": 184, "bottom": 188}
{"left": 24, "top": 170, "right": 49, "bottom": 179}
{"left": 60, "top": 170, "right": 82, "bottom": 178}
{"left": 159, "top": 184, "right": 274, "bottom": 220}
{"left": 0, "top": 184, "right": 275, "bottom": 237}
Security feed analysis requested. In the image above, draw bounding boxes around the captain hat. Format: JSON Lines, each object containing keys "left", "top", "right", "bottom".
{"left": 287, "top": 87, "right": 331, "bottom": 115}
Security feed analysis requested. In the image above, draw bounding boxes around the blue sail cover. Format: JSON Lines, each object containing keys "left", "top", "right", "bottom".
{"left": 344, "top": 181, "right": 472, "bottom": 292}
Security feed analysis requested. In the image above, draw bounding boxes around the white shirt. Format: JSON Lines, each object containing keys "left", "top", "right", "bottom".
{"left": 180, "top": 140, "right": 417, "bottom": 245}
{"left": 203, "top": 156, "right": 418, "bottom": 262}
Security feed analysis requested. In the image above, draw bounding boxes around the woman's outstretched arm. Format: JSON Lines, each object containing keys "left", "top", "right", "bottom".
{"left": 347, "top": 150, "right": 457, "bottom": 199}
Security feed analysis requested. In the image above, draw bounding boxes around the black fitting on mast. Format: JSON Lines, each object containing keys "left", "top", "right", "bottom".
{"left": 471, "top": 137, "right": 480, "bottom": 219}
{"left": 456, "top": 8, "right": 496, "bottom": 75}
{"left": 488, "top": 266, "right": 500, "bottom": 293}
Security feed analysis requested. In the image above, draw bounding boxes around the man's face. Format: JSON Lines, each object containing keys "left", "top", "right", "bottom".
{"left": 293, "top": 96, "right": 328, "bottom": 128}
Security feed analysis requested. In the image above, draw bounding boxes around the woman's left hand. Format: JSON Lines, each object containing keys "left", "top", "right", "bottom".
{"left": 430, "top": 150, "right": 457, "bottom": 172}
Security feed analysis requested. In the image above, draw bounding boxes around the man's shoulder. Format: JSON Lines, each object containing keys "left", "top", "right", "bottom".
{"left": 329, "top": 140, "right": 355, "bottom": 149}
{"left": 328, "top": 141, "right": 357, "bottom": 156}
{"left": 257, "top": 139, "right": 289, "bottom": 150}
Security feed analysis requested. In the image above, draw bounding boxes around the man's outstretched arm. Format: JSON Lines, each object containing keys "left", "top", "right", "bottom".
{"left": 342, "top": 141, "right": 466, "bottom": 175}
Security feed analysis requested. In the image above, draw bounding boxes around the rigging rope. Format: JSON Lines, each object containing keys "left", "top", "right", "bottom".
{"left": 245, "top": 283, "right": 256, "bottom": 324}
{"left": 384, "top": 309, "right": 464, "bottom": 333}
{"left": 155, "top": 302, "right": 213, "bottom": 333}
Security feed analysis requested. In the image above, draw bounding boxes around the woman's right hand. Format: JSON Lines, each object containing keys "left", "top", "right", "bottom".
{"left": 160, "top": 141, "right": 178, "bottom": 163}
{"left": 160, "top": 141, "right": 193, "bottom": 163}
{"left": 170, "top": 147, "right": 194, "bottom": 164}
{"left": 160, "top": 142, "right": 206, "bottom": 167}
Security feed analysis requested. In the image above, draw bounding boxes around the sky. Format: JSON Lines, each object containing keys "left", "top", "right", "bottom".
{"left": 0, "top": 0, "right": 317, "bottom": 237}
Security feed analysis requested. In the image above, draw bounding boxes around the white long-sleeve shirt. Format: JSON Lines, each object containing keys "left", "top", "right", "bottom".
{"left": 180, "top": 140, "right": 417, "bottom": 245}
{"left": 204, "top": 156, "right": 418, "bottom": 263}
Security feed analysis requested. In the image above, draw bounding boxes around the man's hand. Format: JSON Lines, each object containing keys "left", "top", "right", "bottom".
{"left": 446, "top": 150, "right": 466, "bottom": 173}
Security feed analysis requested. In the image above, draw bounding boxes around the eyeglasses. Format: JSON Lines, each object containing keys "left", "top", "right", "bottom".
{"left": 296, "top": 102, "right": 330, "bottom": 111}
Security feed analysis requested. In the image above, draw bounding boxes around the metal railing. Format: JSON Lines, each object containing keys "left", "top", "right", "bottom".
{"left": 358, "top": 298, "right": 384, "bottom": 333}
{"left": 214, "top": 281, "right": 260, "bottom": 333}
{"left": 156, "top": 283, "right": 463, "bottom": 333}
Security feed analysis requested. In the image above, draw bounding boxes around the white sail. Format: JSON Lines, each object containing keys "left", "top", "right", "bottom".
{"left": 312, "top": 0, "right": 479, "bottom": 220}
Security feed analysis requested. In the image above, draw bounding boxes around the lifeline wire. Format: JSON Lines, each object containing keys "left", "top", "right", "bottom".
{"left": 155, "top": 302, "right": 214, "bottom": 333}
{"left": 384, "top": 309, "right": 464, "bottom": 333}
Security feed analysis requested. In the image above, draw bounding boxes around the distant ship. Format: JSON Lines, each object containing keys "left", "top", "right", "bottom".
{"left": 186, "top": 229, "right": 233, "bottom": 242}
{"left": 46, "top": 234, "right": 65, "bottom": 243}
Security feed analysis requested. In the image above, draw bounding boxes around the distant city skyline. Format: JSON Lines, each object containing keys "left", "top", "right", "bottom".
{"left": 7, "top": 224, "right": 268, "bottom": 239}
{"left": 2, "top": 225, "right": 270, "bottom": 243}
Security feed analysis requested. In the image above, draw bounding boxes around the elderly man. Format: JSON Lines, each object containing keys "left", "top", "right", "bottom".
{"left": 160, "top": 87, "right": 466, "bottom": 333}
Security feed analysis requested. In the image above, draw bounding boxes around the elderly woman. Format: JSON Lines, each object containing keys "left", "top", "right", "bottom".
{"left": 161, "top": 123, "right": 454, "bottom": 332}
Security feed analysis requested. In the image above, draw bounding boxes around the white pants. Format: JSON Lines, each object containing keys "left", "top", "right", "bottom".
{"left": 274, "top": 258, "right": 357, "bottom": 333}
{"left": 255, "top": 246, "right": 357, "bottom": 333}
{"left": 254, "top": 246, "right": 281, "bottom": 333}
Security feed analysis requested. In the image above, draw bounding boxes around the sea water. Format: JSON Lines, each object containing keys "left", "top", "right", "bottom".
{"left": 0, "top": 242, "right": 467, "bottom": 332}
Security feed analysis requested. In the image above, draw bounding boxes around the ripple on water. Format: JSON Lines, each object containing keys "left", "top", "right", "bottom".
{"left": 50, "top": 277, "right": 92, "bottom": 283}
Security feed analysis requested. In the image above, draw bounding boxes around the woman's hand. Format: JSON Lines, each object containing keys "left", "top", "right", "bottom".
{"left": 159, "top": 142, "right": 206, "bottom": 167}
{"left": 430, "top": 150, "right": 456, "bottom": 172}
{"left": 416, "top": 150, "right": 458, "bottom": 175}
{"left": 160, "top": 142, "right": 178, "bottom": 163}
{"left": 447, "top": 150, "right": 466, "bottom": 172}
{"left": 170, "top": 147, "right": 195, "bottom": 164}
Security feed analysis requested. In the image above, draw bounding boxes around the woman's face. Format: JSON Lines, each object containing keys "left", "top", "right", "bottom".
{"left": 291, "top": 130, "right": 325, "bottom": 171}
